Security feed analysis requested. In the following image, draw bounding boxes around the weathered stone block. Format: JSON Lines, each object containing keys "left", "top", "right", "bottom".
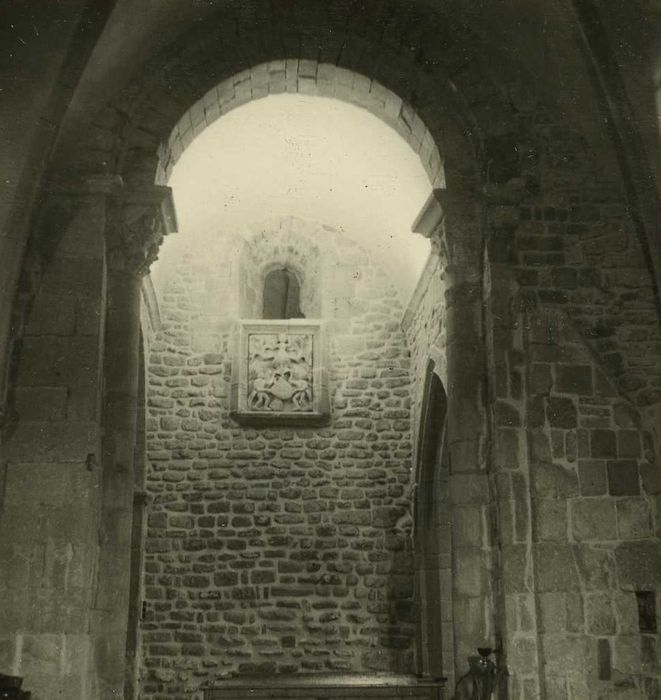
{"left": 533, "top": 462, "right": 578, "bottom": 499}
{"left": 555, "top": 365, "right": 593, "bottom": 396}
{"left": 573, "top": 545, "right": 615, "bottom": 590}
{"left": 613, "top": 635, "right": 642, "bottom": 674}
{"left": 613, "top": 592, "right": 639, "bottom": 633}
{"left": 570, "top": 499, "right": 617, "bottom": 541}
{"left": 531, "top": 430, "right": 552, "bottom": 462}
{"left": 530, "top": 363, "right": 553, "bottom": 394}
{"left": 543, "top": 634, "right": 591, "bottom": 674}
{"left": 577, "top": 460, "right": 607, "bottom": 496}
{"left": 590, "top": 430, "right": 617, "bottom": 458}
{"left": 448, "top": 439, "right": 482, "bottom": 474}
{"left": 508, "top": 635, "right": 538, "bottom": 673}
{"left": 543, "top": 675, "right": 568, "bottom": 700}
{"left": 615, "top": 542, "right": 661, "bottom": 590}
{"left": 538, "top": 592, "right": 566, "bottom": 633}
{"left": 160, "top": 416, "right": 180, "bottom": 430}
{"left": 251, "top": 570, "right": 276, "bottom": 584}
{"left": 495, "top": 400, "right": 521, "bottom": 427}
{"left": 607, "top": 460, "right": 640, "bottom": 496}
{"left": 616, "top": 498, "right": 652, "bottom": 539}
{"left": 613, "top": 402, "right": 639, "bottom": 429}
{"left": 332, "top": 511, "right": 370, "bottom": 526}
{"left": 453, "top": 548, "right": 486, "bottom": 597}
{"left": 535, "top": 499, "right": 567, "bottom": 541}
{"left": 617, "top": 430, "right": 641, "bottom": 458}
{"left": 640, "top": 462, "right": 661, "bottom": 495}
{"left": 565, "top": 592, "right": 585, "bottom": 633}
{"left": 528, "top": 395, "right": 546, "bottom": 428}
{"left": 546, "top": 396, "right": 577, "bottom": 428}
{"left": 449, "top": 473, "right": 489, "bottom": 504}
{"left": 214, "top": 571, "right": 239, "bottom": 586}
{"left": 20, "top": 633, "right": 65, "bottom": 681}
{"left": 452, "top": 505, "right": 484, "bottom": 547}
{"left": 565, "top": 430, "right": 577, "bottom": 462}
{"left": 586, "top": 592, "right": 616, "bottom": 634}
{"left": 535, "top": 544, "right": 579, "bottom": 591}
{"left": 551, "top": 268, "right": 577, "bottom": 289}
{"left": 501, "top": 545, "right": 530, "bottom": 593}
{"left": 551, "top": 429, "right": 564, "bottom": 459}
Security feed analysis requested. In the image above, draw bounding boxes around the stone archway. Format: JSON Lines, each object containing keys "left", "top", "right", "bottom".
{"left": 7, "top": 3, "right": 661, "bottom": 699}
{"left": 155, "top": 62, "right": 445, "bottom": 189}
{"left": 2, "top": 16, "right": 494, "bottom": 694}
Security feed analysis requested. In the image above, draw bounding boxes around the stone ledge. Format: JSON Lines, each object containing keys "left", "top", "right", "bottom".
{"left": 203, "top": 674, "right": 446, "bottom": 700}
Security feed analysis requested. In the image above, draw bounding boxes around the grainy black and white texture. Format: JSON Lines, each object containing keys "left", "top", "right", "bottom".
{"left": 0, "top": 2, "right": 660, "bottom": 700}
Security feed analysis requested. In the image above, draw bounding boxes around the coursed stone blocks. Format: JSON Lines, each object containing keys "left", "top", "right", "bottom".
{"left": 142, "top": 219, "right": 417, "bottom": 688}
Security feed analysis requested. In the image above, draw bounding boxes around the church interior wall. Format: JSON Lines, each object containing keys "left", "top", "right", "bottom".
{"left": 0, "top": 2, "right": 660, "bottom": 699}
{"left": 140, "top": 217, "right": 417, "bottom": 695}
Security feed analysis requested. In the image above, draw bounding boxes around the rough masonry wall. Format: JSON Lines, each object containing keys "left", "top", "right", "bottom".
{"left": 488, "top": 292, "right": 661, "bottom": 699}
{"left": 403, "top": 254, "right": 447, "bottom": 446}
{"left": 141, "top": 219, "right": 416, "bottom": 698}
{"left": 483, "top": 101, "right": 661, "bottom": 698}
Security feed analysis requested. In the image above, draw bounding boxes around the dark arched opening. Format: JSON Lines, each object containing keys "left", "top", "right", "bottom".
{"left": 262, "top": 267, "right": 305, "bottom": 319}
{"left": 414, "top": 359, "right": 451, "bottom": 683}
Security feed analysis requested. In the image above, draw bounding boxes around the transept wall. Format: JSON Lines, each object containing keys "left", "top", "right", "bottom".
{"left": 0, "top": 2, "right": 660, "bottom": 699}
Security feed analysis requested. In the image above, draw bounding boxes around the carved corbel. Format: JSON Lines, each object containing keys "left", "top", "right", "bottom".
{"left": 106, "top": 186, "right": 178, "bottom": 275}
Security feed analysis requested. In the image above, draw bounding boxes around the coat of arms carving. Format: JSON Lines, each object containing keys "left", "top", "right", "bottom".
{"left": 231, "top": 320, "right": 329, "bottom": 425}
{"left": 248, "top": 333, "right": 313, "bottom": 411}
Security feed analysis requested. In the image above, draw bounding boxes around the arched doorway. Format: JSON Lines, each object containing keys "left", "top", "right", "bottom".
{"left": 413, "top": 360, "right": 451, "bottom": 685}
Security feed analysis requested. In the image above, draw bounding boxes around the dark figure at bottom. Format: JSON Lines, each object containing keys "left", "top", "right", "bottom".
{"left": 453, "top": 648, "right": 506, "bottom": 700}
{"left": 0, "top": 674, "right": 31, "bottom": 700}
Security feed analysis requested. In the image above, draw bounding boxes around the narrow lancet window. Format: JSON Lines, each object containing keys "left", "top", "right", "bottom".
{"left": 262, "top": 267, "right": 304, "bottom": 319}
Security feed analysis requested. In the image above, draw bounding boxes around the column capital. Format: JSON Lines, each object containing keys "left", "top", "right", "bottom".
{"left": 106, "top": 185, "right": 178, "bottom": 275}
{"left": 43, "top": 174, "right": 178, "bottom": 275}
{"left": 412, "top": 188, "right": 483, "bottom": 264}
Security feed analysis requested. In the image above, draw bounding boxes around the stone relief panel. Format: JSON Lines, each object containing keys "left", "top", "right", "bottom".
{"left": 231, "top": 320, "right": 329, "bottom": 425}
{"left": 248, "top": 332, "right": 313, "bottom": 412}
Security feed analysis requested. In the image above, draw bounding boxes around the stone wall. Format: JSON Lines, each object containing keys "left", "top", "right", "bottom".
{"left": 141, "top": 217, "right": 417, "bottom": 697}
{"left": 403, "top": 253, "right": 447, "bottom": 449}
{"left": 0, "top": 192, "right": 108, "bottom": 699}
{"left": 527, "top": 312, "right": 660, "bottom": 699}
{"left": 488, "top": 291, "right": 661, "bottom": 698}
{"left": 398, "top": 98, "right": 661, "bottom": 697}
{"left": 482, "top": 105, "right": 661, "bottom": 698}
